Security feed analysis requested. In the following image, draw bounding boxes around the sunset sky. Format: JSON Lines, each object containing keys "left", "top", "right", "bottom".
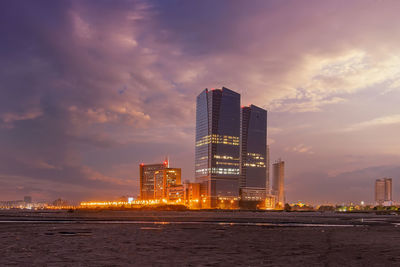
{"left": 1, "top": 0, "right": 400, "bottom": 204}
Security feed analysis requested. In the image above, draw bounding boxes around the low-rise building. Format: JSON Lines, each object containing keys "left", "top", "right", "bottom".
{"left": 184, "top": 182, "right": 201, "bottom": 209}
{"left": 154, "top": 168, "right": 181, "bottom": 200}
{"left": 167, "top": 185, "right": 185, "bottom": 203}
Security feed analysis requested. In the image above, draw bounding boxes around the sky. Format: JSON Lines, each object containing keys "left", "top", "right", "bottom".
{"left": 1, "top": 0, "right": 400, "bottom": 204}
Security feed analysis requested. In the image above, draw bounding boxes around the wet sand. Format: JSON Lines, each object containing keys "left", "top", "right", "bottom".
{"left": 1, "top": 210, "right": 400, "bottom": 266}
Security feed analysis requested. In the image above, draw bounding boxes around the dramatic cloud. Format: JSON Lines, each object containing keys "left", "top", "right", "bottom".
{"left": 0, "top": 0, "right": 399, "bottom": 203}
{"left": 286, "top": 144, "right": 314, "bottom": 155}
{"left": 342, "top": 114, "right": 400, "bottom": 132}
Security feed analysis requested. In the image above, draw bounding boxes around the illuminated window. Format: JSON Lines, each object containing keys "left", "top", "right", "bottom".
{"left": 196, "top": 134, "right": 239, "bottom": 147}
{"left": 211, "top": 168, "right": 239, "bottom": 175}
{"left": 216, "top": 161, "right": 239, "bottom": 166}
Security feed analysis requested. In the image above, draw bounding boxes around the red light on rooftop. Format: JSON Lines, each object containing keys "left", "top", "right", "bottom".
{"left": 163, "top": 160, "right": 168, "bottom": 165}
{"left": 140, "top": 163, "right": 144, "bottom": 166}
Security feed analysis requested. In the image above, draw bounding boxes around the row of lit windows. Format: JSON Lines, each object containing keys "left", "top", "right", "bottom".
{"left": 242, "top": 196, "right": 264, "bottom": 200}
{"left": 212, "top": 168, "right": 240, "bottom": 175}
{"left": 195, "top": 168, "right": 240, "bottom": 175}
{"left": 195, "top": 136, "right": 210, "bottom": 147}
{"left": 244, "top": 162, "right": 266, "bottom": 167}
{"left": 196, "top": 168, "right": 209, "bottom": 174}
{"left": 247, "top": 152, "right": 265, "bottom": 160}
{"left": 196, "top": 135, "right": 240, "bottom": 147}
{"left": 247, "top": 153, "right": 262, "bottom": 156}
{"left": 214, "top": 155, "right": 239, "bottom": 160}
{"left": 211, "top": 134, "right": 238, "bottom": 139}
{"left": 216, "top": 161, "right": 240, "bottom": 166}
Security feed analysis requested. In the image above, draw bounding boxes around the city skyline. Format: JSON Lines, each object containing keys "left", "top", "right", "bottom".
{"left": 1, "top": 1, "right": 400, "bottom": 204}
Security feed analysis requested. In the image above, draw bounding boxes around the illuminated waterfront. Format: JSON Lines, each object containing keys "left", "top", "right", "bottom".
{"left": 1, "top": 0, "right": 400, "bottom": 266}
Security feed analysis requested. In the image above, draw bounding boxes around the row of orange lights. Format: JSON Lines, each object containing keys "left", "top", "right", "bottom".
{"left": 79, "top": 198, "right": 198, "bottom": 207}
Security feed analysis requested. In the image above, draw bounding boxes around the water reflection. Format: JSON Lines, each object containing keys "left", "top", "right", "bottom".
{"left": 0, "top": 220, "right": 356, "bottom": 227}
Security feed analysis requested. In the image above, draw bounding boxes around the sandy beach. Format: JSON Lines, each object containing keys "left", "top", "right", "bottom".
{"left": 1, "top": 210, "right": 400, "bottom": 266}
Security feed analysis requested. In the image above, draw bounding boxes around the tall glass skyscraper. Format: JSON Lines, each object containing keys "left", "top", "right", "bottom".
{"left": 240, "top": 105, "right": 267, "bottom": 189}
{"left": 195, "top": 87, "right": 241, "bottom": 208}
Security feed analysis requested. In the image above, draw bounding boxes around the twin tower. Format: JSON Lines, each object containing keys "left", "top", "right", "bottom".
{"left": 195, "top": 87, "right": 269, "bottom": 208}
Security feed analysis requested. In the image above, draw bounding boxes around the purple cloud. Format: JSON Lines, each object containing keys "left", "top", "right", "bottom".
{"left": 0, "top": 0, "right": 399, "bottom": 203}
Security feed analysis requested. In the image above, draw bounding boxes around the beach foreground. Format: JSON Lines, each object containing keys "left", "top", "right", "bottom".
{"left": 1, "top": 210, "right": 400, "bottom": 266}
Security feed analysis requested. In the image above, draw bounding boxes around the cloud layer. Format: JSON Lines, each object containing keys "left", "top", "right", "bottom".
{"left": 1, "top": 0, "right": 399, "bottom": 203}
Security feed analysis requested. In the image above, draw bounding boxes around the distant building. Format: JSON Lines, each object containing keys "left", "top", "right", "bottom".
{"left": 375, "top": 178, "right": 392, "bottom": 206}
{"left": 266, "top": 145, "right": 270, "bottom": 194}
{"left": 24, "top": 196, "right": 32, "bottom": 204}
{"left": 240, "top": 188, "right": 266, "bottom": 201}
{"left": 184, "top": 182, "right": 201, "bottom": 209}
{"left": 239, "top": 105, "right": 267, "bottom": 203}
{"left": 139, "top": 161, "right": 168, "bottom": 200}
{"left": 0, "top": 200, "right": 25, "bottom": 209}
{"left": 0, "top": 199, "right": 47, "bottom": 209}
{"left": 272, "top": 159, "right": 285, "bottom": 208}
{"left": 265, "top": 194, "right": 276, "bottom": 209}
{"left": 154, "top": 168, "right": 181, "bottom": 199}
{"left": 195, "top": 87, "right": 241, "bottom": 208}
{"left": 53, "top": 198, "right": 69, "bottom": 207}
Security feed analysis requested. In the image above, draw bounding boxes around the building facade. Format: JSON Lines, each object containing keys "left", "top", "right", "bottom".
{"left": 195, "top": 87, "right": 241, "bottom": 208}
{"left": 272, "top": 159, "right": 285, "bottom": 208}
{"left": 266, "top": 145, "right": 270, "bottom": 193}
{"left": 139, "top": 162, "right": 167, "bottom": 200}
{"left": 154, "top": 168, "right": 182, "bottom": 199}
{"left": 375, "top": 178, "right": 393, "bottom": 206}
{"left": 240, "top": 105, "right": 267, "bottom": 191}
{"left": 184, "top": 182, "right": 201, "bottom": 209}
{"left": 167, "top": 185, "right": 185, "bottom": 202}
